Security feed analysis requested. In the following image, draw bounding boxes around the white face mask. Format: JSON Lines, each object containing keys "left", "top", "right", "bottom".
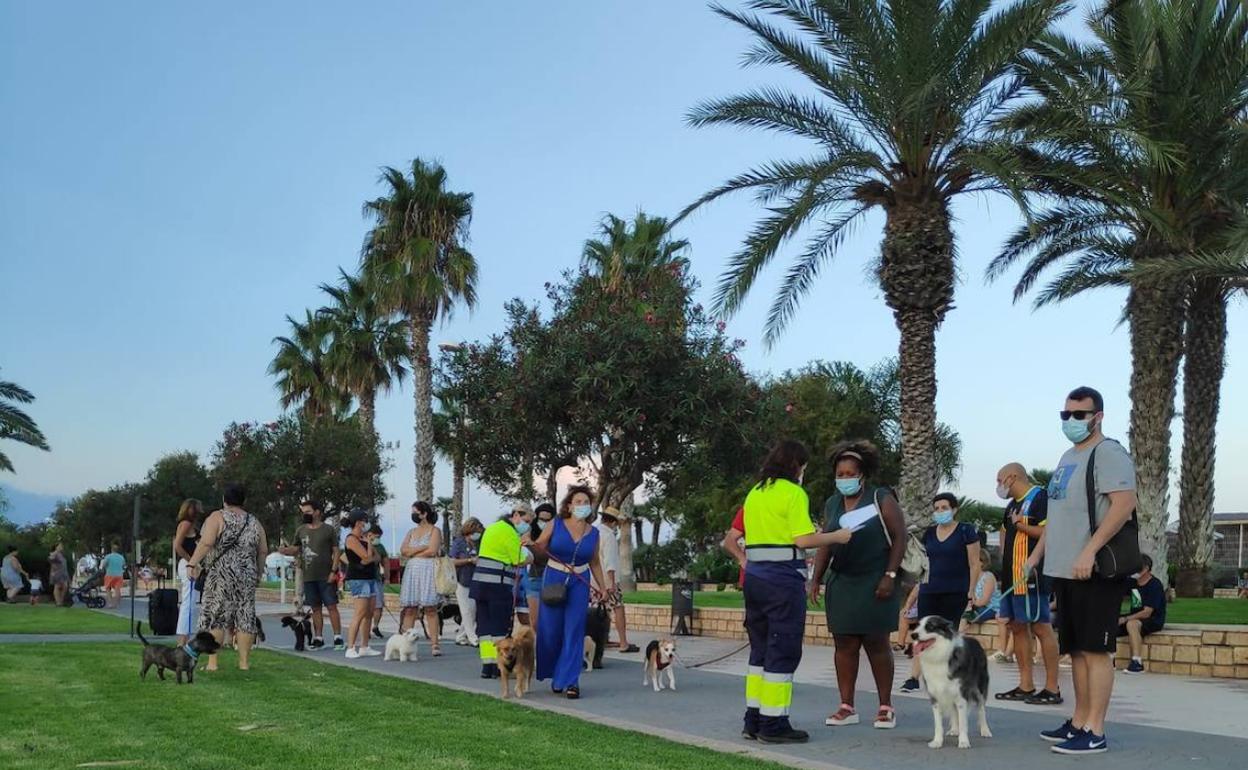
{"left": 995, "top": 482, "right": 1010, "bottom": 500}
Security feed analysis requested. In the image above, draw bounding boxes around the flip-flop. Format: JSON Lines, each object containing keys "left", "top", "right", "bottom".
{"left": 566, "top": 686, "right": 580, "bottom": 700}
{"left": 619, "top": 644, "right": 640, "bottom": 653}
{"left": 995, "top": 687, "right": 1036, "bottom": 701}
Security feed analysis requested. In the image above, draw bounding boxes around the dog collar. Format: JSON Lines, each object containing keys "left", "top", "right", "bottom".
{"left": 182, "top": 644, "right": 199, "bottom": 661}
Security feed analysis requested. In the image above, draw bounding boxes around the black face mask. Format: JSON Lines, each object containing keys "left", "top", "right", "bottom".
{"left": 411, "top": 512, "right": 423, "bottom": 524}
{"left": 301, "top": 513, "right": 314, "bottom": 524}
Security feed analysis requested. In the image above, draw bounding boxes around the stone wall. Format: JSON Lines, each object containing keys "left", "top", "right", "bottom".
{"left": 625, "top": 603, "right": 1248, "bottom": 680}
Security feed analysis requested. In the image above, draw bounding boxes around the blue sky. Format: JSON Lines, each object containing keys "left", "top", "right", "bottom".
{"left": 2, "top": 1, "right": 1245, "bottom": 531}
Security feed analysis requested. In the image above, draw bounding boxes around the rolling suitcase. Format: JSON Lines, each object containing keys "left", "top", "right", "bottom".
{"left": 148, "top": 578, "right": 179, "bottom": 636}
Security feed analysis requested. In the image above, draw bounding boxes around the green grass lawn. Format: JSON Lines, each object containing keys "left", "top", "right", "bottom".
{"left": 626, "top": 590, "right": 1248, "bottom": 625}
{"left": 0, "top": 643, "right": 786, "bottom": 770}
{"left": 0, "top": 603, "right": 131, "bottom": 634}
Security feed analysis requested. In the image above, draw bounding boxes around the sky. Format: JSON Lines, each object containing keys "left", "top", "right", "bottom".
{"left": 2, "top": 1, "right": 1245, "bottom": 533}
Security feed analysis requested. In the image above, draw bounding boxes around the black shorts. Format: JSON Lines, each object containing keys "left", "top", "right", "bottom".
{"left": 1117, "top": 618, "right": 1164, "bottom": 637}
{"left": 918, "top": 591, "right": 968, "bottom": 626}
{"left": 1052, "top": 577, "right": 1126, "bottom": 654}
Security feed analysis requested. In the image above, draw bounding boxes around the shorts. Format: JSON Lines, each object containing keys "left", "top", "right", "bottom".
{"left": 524, "top": 574, "right": 543, "bottom": 597}
{"left": 372, "top": 581, "right": 386, "bottom": 609}
{"left": 303, "top": 580, "right": 339, "bottom": 608}
{"left": 1118, "top": 617, "right": 1164, "bottom": 637}
{"left": 965, "top": 606, "right": 998, "bottom": 623}
{"left": 514, "top": 574, "right": 529, "bottom": 611}
{"left": 1052, "top": 576, "right": 1126, "bottom": 654}
{"left": 917, "top": 591, "right": 967, "bottom": 625}
{"left": 347, "top": 579, "right": 375, "bottom": 598}
{"left": 103, "top": 576, "right": 125, "bottom": 590}
{"left": 998, "top": 582, "right": 1052, "bottom": 625}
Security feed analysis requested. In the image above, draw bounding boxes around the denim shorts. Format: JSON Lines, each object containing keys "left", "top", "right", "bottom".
{"left": 303, "top": 580, "right": 339, "bottom": 608}
{"left": 998, "top": 586, "right": 1052, "bottom": 624}
{"left": 372, "top": 580, "right": 385, "bottom": 608}
{"left": 524, "top": 574, "right": 543, "bottom": 597}
{"left": 347, "top": 579, "right": 375, "bottom": 598}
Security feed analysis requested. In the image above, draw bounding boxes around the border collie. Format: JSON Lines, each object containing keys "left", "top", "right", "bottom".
{"left": 912, "top": 615, "right": 992, "bottom": 749}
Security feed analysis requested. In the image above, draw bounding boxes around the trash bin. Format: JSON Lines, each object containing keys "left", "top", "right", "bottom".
{"left": 672, "top": 580, "right": 695, "bottom": 636}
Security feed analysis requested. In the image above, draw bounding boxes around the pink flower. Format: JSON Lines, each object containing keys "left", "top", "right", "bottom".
{"left": 785, "top": 403, "right": 795, "bottom": 414}
{"left": 716, "top": 321, "right": 726, "bottom": 332}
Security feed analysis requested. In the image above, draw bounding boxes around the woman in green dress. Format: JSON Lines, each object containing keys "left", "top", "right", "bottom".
{"left": 809, "top": 441, "right": 907, "bottom": 730}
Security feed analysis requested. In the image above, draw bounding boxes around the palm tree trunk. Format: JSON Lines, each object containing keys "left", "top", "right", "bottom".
{"left": 879, "top": 200, "right": 954, "bottom": 524}
{"left": 451, "top": 445, "right": 465, "bottom": 533}
{"left": 357, "top": 388, "right": 377, "bottom": 441}
{"left": 1174, "top": 280, "right": 1225, "bottom": 597}
{"left": 617, "top": 492, "right": 637, "bottom": 592}
{"left": 410, "top": 317, "right": 436, "bottom": 503}
{"left": 1126, "top": 280, "right": 1186, "bottom": 588}
{"left": 651, "top": 516, "right": 660, "bottom": 546}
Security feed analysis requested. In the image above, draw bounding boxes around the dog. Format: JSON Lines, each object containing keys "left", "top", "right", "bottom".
{"left": 643, "top": 638, "right": 677, "bottom": 692}
{"left": 281, "top": 608, "right": 313, "bottom": 651}
{"left": 911, "top": 615, "right": 992, "bottom": 749}
{"left": 417, "top": 603, "right": 463, "bottom": 638}
{"left": 584, "top": 602, "right": 611, "bottom": 670}
{"left": 384, "top": 628, "right": 421, "bottom": 662}
{"left": 496, "top": 624, "right": 535, "bottom": 699}
{"left": 137, "top": 621, "right": 220, "bottom": 685}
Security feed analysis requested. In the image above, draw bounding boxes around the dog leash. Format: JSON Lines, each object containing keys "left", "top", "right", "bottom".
{"left": 676, "top": 640, "right": 752, "bottom": 670}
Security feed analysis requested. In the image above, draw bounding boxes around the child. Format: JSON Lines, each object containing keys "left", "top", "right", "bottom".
{"left": 513, "top": 546, "right": 533, "bottom": 627}
{"left": 29, "top": 573, "right": 43, "bottom": 606}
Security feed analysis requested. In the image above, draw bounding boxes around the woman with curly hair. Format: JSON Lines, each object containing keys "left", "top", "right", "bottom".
{"left": 809, "top": 440, "right": 907, "bottom": 730}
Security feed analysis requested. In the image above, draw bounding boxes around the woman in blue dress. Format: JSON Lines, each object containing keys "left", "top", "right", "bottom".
{"left": 532, "top": 486, "right": 607, "bottom": 700}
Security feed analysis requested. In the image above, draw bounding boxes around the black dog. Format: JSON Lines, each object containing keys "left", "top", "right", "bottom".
{"left": 418, "top": 602, "right": 463, "bottom": 638}
{"left": 137, "top": 622, "right": 220, "bottom": 684}
{"left": 281, "top": 611, "right": 313, "bottom": 651}
{"left": 584, "top": 602, "right": 611, "bottom": 670}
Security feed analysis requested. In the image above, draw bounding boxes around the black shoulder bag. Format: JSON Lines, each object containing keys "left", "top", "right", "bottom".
{"left": 194, "top": 514, "right": 249, "bottom": 592}
{"left": 1085, "top": 441, "right": 1142, "bottom": 580}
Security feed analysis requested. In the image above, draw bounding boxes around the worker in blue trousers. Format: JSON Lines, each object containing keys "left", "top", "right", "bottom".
{"left": 743, "top": 439, "right": 853, "bottom": 744}
{"left": 471, "top": 508, "right": 529, "bottom": 678}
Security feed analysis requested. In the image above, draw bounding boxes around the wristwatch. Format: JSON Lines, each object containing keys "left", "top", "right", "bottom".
{"left": 885, "top": 570, "right": 897, "bottom": 579}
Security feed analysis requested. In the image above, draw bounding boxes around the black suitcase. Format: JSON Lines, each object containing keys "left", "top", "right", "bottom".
{"left": 148, "top": 587, "right": 179, "bottom": 636}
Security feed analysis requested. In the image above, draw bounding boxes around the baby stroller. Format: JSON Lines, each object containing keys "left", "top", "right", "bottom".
{"left": 71, "top": 568, "right": 108, "bottom": 608}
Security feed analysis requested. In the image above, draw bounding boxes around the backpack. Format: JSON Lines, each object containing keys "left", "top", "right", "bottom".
{"left": 872, "top": 489, "right": 928, "bottom": 581}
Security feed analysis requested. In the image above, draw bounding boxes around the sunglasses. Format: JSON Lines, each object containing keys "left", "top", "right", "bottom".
{"left": 1060, "top": 409, "right": 1099, "bottom": 421}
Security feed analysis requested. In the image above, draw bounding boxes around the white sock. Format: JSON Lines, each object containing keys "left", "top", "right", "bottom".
{"left": 1131, "top": 656, "right": 1142, "bottom": 663}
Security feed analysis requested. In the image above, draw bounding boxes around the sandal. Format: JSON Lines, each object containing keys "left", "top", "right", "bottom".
{"left": 825, "top": 704, "right": 859, "bottom": 726}
{"left": 995, "top": 686, "right": 1036, "bottom": 701}
{"left": 566, "top": 686, "right": 580, "bottom": 700}
{"left": 873, "top": 706, "right": 896, "bottom": 729}
{"left": 1025, "top": 689, "right": 1063, "bottom": 706}
{"left": 431, "top": 646, "right": 442, "bottom": 657}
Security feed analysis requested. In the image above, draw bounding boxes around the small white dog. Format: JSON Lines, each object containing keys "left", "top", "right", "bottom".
{"left": 912, "top": 615, "right": 992, "bottom": 749}
{"left": 642, "top": 638, "right": 677, "bottom": 692}
{"left": 384, "top": 628, "right": 421, "bottom": 662}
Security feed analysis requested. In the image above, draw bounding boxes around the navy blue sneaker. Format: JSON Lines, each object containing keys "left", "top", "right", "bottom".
{"left": 900, "top": 677, "right": 921, "bottom": 693}
{"left": 1041, "top": 719, "right": 1080, "bottom": 743}
{"left": 1124, "top": 660, "right": 1145, "bottom": 674}
{"left": 1052, "top": 731, "right": 1108, "bottom": 755}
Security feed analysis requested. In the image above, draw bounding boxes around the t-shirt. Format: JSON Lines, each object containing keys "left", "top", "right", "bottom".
{"left": 102, "top": 552, "right": 126, "bottom": 577}
{"left": 1002, "top": 487, "right": 1047, "bottom": 593}
{"left": 920, "top": 522, "right": 978, "bottom": 595}
{"left": 731, "top": 506, "right": 746, "bottom": 588}
{"left": 1043, "top": 438, "right": 1136, "bottom": 580}
{"left": 1127, "top": 575, "right": 1166, "bottom": 627}
{"left": 594, "top": 522, "right": 620, "bottom": 576}
{"left": 294, "top": 524, "right": 338, "bottom": 583}
{"left": 374, "top": 543, "right": 388, "bottom": 582}
{"left": 29, "top": 578, "right": 42, "bottom": 593}
{"left": 448, "top": 536, "right": 478, "bottom": 587}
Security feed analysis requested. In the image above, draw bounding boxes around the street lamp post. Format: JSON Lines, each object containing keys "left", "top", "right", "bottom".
{"left": 438, "top": 342, "right": 468, "bottom": 541}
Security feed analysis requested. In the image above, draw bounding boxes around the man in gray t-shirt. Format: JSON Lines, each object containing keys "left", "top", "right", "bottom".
{"left": 1028, "top": 387, "right": 1138, "bottom": 757}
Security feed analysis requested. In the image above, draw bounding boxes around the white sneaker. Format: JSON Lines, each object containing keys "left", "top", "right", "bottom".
{"left": 359, "top": 647, "right": 381, "bottom": 657}
{"left": 345, "top": 649, "right": 361, "bottom": 659}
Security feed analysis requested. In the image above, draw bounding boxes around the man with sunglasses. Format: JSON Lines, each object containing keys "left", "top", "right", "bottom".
{"left": 1025, "top": 387, "right": 1137, "bottom": 756}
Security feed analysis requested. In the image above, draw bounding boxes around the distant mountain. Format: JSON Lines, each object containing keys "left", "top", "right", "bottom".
{"left": 0, "top": 483, "right": 68, "bottom": 526}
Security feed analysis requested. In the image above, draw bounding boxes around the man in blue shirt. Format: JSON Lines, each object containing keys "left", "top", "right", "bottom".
{"left": 1119, "top": 554, "right": 1166, "bottom": 674}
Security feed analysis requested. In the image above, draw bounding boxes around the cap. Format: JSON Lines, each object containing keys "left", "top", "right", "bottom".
{"left": 601, "top": 506, "right": 625, "bottom": 522}
{"left": 347, "top": 508, "right": 370, "bottom": 526}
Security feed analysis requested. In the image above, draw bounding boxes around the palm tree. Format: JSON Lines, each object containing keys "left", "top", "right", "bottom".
{"left": 988, "top": 0, "right": 1248, "bottom": 584}
{"left": 268, "top": 310, "right": 351, "bottom": 420}
{"left": 582, "top": 212, "right": 689, "bottom": 294}
{"left": 678, "top": 0, "right": 1065, "bottom": 520}
{"left": 432, "top": 387, "right": 466, "bottom": 532}
{"left": 317, "top": 268, "right": 409, "bottom": 438}
{"left": 0, "top": 370, "right": 49, "bottom": 473}
{"left": 361, "top": 159, "right": 477, "bottom": 503}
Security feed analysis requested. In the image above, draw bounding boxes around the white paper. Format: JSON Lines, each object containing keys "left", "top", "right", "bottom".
{"left": 838, "top": 504, "right": 878, "bottom": 532}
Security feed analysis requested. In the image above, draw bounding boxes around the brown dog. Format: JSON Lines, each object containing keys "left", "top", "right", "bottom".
{"left": 497, "top": 624, "right": 536, "bottom": 699}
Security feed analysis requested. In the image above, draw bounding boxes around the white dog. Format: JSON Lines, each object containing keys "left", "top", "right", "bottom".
{"left": 384, "top": 629, "right": 420, "bottom": 662}
{"left": 642, "top": 638, "right": 677, "bottom": 692}
{"left": 912, "top": 615, "right": 992, "bottom": 750}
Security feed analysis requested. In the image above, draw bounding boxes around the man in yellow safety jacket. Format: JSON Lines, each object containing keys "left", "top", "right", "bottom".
{"left": 471, "top": 508, "right": 529, "bottom": 678}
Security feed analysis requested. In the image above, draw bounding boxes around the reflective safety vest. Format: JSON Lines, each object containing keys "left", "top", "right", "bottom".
{"left": 743, "top": 478, "right": 813, "bottom": 563}
{"left": 473, "top": 519, "right": 522, "bottom": 585}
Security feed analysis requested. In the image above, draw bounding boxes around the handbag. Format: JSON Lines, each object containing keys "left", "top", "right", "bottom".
{"left": 540, "top": 526, "right": 586, "bottom": 608}
{"left": 873, "top": 490, "right": 928, "bottom": 581}
{"left": 434, "top": 554, "right": 458, "bottom": 597}
{"left": 193, "top": 512, "right": 248, "bottom": 592}
{"left": 1085, "top": 440, "right": 1142, "bottom": 580}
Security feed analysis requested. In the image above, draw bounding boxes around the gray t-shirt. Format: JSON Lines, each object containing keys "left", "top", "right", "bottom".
{"left": 1043, "top": 437, "right": 1136, "bottom": 580}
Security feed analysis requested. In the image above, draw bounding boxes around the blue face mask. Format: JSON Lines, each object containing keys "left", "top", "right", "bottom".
{"left": 1062, "top": 417, "right": 1093, "bottom": 444}
{"left": 515, "top": 521, "right": 531, "bottom": 537}
{"left": 836, "top": 477, "right": 862, "bottom": 496}
{"left": 933, "top": 510, "right": 955, "bottom": 526}
{"left": 572, "top": 504, "right": 593, "bottom": 520}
